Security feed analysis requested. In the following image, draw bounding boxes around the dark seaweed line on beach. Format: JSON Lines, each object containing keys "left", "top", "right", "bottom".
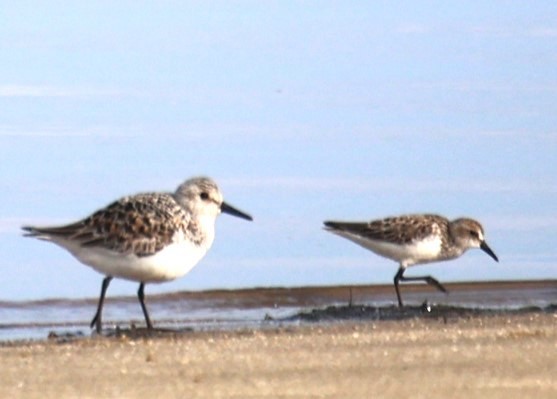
{"left": 285, "top": 303, "right": 557, "bottom": 322}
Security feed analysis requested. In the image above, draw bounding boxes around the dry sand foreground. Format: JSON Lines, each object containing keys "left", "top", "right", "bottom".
{"left": 1, "top": 313, "right": 556, "bottom": 399}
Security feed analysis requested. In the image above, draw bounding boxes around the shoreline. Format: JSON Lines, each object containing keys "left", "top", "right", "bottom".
{"left": 4, "top": 279, "right": 556, "bottom": 303}
{"left": 2, "top": 279, "right": 556, "bottom": 343}
{"left": 2, "top": 312, "right": 556, "bottom": 398}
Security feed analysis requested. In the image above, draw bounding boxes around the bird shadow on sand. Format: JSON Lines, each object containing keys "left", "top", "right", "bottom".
{"left": 46, "top": 325, "right": 195, "bottom": 343}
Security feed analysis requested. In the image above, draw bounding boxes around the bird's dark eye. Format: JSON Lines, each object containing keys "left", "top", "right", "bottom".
{"left": 469, "top": 230, "right": 478, "bottom": 238}
{"left": 200, "top": 192, "right": 209, "bottom": 200}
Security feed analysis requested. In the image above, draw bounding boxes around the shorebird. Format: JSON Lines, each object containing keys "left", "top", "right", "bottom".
{"left": 323, "top": 214, "right": 498, "bottom": 307}
{"left": 23, "top": 176, "right": 253, "bottom": 333}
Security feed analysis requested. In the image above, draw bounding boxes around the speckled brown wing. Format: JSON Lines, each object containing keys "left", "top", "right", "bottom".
{"left": 325, "top": 214, "right": 449, "bottom": 245}
{"left": 24, "top": 193, "right": 191, "bottom": 257}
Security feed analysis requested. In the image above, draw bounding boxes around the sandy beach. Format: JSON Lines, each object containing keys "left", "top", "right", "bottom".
{"left": 2, "top": 311, "right": 556, "bottom": 399}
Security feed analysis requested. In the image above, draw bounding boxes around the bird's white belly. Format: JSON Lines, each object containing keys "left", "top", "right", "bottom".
{"left": 70, "top": 240, "right": 210, "bottom": 283}
{"left": 333, "top": 231, "right": 443, "bottom": 267}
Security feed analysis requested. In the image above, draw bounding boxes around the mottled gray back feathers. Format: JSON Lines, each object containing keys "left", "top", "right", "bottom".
{"left": 324, "top": 214, "right": 450, "bottom": 245}
{"left": 23, "top": 193, "right": 194, "bottom": 257}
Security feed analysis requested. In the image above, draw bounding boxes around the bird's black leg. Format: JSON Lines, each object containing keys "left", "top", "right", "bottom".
{"left": 90, "top": 276, "right": 113, "bottom": 334}
{"left": 393, "top": 267, "right": 448, "bottom": 308}
{"left": 402, "top": 274, "right": 448, "bottom": 294}
{"left": 137, "top": 283, "right": 153, "bottom": 329}
{"left": 421, "top": 276, "right": 448, "bottom": 294}
{"left": 393, "top": 267, "right": 405, "bottom": 307}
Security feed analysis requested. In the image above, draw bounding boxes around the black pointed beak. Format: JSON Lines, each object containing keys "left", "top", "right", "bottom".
{"left": 221, "top": 201, "right": 253, "bottom": 221}
{"left": 480, "top": 241, "right": 498, "bottom": 262}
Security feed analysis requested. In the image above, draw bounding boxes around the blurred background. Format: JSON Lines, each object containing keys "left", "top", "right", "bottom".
{"left": 1, "top": 2, "right": 556, "bottom": 300}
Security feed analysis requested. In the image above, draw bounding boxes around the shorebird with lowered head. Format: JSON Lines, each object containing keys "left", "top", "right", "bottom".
{"left": 323, "top": 214, "right": 498, "bottom": 307}
{"left": 23, "top": 176, "right": 253, "bottom": 333}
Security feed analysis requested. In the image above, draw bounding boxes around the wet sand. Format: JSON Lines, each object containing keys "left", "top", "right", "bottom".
{"left": 2, "top": 312, "right": 556, "bottom": 399}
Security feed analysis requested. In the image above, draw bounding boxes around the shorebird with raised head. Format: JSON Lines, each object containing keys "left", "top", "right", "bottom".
{"left": 323, "top": 214, "right": 498, "bottom": 307}
{"left": 23, "top": 176, "right": 253, "bottom": 333}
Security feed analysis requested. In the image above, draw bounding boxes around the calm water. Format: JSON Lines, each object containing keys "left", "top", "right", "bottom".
{"left": 1, "top": 281, "right": 556, "bottom": 341}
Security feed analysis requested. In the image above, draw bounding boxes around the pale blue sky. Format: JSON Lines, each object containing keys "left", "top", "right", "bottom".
{"left": 1, "top": 2, "right": 556, "bottom": 300}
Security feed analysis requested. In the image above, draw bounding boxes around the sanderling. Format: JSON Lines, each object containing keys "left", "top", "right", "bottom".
{"left": 323, "top": 214, "right": 498, "bottom": 307}
{"left": 23, "top": 176, "right": 252, "bottom": 333}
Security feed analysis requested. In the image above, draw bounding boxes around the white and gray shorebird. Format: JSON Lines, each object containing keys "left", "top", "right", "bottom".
{"left": 23, "top": 176, "right": 253, "bottom": 333}
{"left": 324, "top": 214, "right": 499, "bottom": 307}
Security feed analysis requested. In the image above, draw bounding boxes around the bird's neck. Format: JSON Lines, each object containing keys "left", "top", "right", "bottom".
{"left": 442, "top": 223, "right": 467, "bottom": 259}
